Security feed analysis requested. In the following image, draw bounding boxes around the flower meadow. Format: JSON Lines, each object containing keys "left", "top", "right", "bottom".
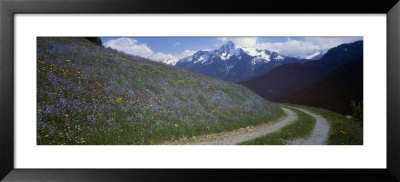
{"left": 37, "top": 37, "right": 283, "bottom": 145}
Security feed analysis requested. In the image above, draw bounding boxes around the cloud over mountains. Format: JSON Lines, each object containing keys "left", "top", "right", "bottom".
{"left": 103, "top": 37, "right": 362, "bottom": 64}
{"left": 103, "top": 38, "right": 196, "bottom": 64}
{"left": 216, "top": 37, "right": 362, "bottom": 59}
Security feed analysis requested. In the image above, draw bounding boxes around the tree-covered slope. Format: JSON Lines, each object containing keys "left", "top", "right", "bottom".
{"left": 240, "top": 41, "right": 363, "bottom": 101}
{"left": 277, "top": 57, "right": 363, "bottom": 115}
{"left": 37, "top": 37, "right": 282, "bottom": 145}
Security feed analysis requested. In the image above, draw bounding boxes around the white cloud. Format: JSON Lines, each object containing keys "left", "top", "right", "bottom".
{"left": 303, "top": 37, "right": 362, "bottom": 50}
{"left": 149, "top": 49, "right": 197, "bottom": 65}
{"left": 256, "top": 37, "right": 362, "bottom": 58}
{"left": 257, "top": 40, "right": 320, "bottom": 58}
{"left": 149, "top": 49, "right": 197, "bottom": 62}
{"left": 216, "top": 37, "right": 257, "bottom": 48}
{"left": 176, "top": 50, "right": 197, "bottom": 59}
{"left": 201, "top": 48, "right": 212, "bottom": 51}
{"left": 215, "top": 37, "right": 362, "bottom": 58}
{"left": 149, "top": 52, "right": 178, "bottom": 65}
{"left": 103, "top": 37, "right": 362, "bottom": 64}
{"left": 103, "top": 38, "right": 154, "bottom": 57}
{"left": 103, "top": 38, "right": 200, "bottom": 64}
{"left": 150, "top": 52, "right": 175, "bottom": 61}
{"left": 173, "top": 42, "right": 181, "bottom": 47}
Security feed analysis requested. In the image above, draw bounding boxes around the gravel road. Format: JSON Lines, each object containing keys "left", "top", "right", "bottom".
{"left": 191, "top": 108, "right": 297, "bottom": 145}
{"left": 287, "top": 107, "right": 330, "bottom": 145}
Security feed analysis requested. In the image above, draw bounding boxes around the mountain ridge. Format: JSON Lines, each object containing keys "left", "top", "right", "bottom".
{"left": 175, "top": 41, "right": 310, "bottom": 82}
{"left": 277, "top": 56, "right": 363, "bottom": 115}
{"left": 240, "top": 40, "right": 363, "bottom": 101}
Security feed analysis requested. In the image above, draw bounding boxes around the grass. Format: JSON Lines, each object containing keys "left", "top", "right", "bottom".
{"left": 239, "top": 106, "right": 315, "bottom": 145}
{"left": 37, "top": 37, "right": 283, "bottom": 145}
{"left": 284, "top": 104, "right": 363, "bottom": 145}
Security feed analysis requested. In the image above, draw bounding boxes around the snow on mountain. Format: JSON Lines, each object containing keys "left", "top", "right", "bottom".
{"left": 196, "top": 53, "right": 210, "bottom": 63}
{"left": 175, "top": 41, "right": 310, "bottom": 82}
{"left": 152, "top": 54, "right": 179, "bottom": 65}
{"left": 180, "top": 50, "right": 210, "bottom": 64}
{"left": 161, "top": 41, "right": 294, "bottom": 67}
{"left": 207, "top": 41, "right": 242, "bottom": 61}
{"left": 162, "top": 58, "right": 179, "bottom": 65}
{"left": 242, "top": 48, "right": 271, "bottom": 64}
{"left": 306, "top": 51, "right": 321, "bottom": 59}
{"left": 274, "top": 55, "right": 284, "bottom": 60}
{"left": 178, "top": 41, "right": 287, "bottom": 66}
{"left": 305, "top": 50, "right": 328, "bottom": 60}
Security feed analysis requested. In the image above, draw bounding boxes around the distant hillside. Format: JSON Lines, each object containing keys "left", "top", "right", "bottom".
{"left": 277, "top": 57, "right": 363, "bottom": 115}
{"left": 37, "top": 37, "right": 282, "bottom": 145}
{"left": 240, "top": 41, "right": 363, "bottom": 101}
{"left": 175, "top": 41, "right": 309, "bottom": 82}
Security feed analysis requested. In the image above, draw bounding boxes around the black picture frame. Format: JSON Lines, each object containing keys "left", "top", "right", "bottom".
{"left": 1, "top": 0, "right": 399, "bottom": 181}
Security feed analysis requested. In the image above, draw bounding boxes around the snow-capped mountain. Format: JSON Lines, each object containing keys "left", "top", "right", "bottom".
{"left": 305, "top": 50, "right": 328, "bottom": 60}
{"left": 175, "top": 41, "right": 310, "bottom": 82}
{"left": 156, "top": 55, "right": 180, "bottom": 65}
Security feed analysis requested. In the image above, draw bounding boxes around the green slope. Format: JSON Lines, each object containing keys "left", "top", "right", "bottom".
{"left": 286, "top": 104, "right": 362, "bottom": 145}
{"left": 238, "top": 106, "right": 315, "bottom": 145}
{"left": 37, "top": 37, "right": 283, "bottom": 145}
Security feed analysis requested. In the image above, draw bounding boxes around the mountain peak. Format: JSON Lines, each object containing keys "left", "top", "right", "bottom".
{"left": 225, "top": 40, "right": 235, "bottom": 46}
{"left": 219, "top": 40, "right": 236, "bottom": 50}
{"left": 175, "top": 41, "right": 310, "bottom": 82}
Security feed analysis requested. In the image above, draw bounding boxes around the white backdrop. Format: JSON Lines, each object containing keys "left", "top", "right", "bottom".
{"left": 15, "top": 14, "right": 386, "bottom": 168}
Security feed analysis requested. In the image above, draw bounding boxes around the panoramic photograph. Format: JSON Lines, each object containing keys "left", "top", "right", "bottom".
{"left": 37, "top": 37, "right": 363, "bottom": 145}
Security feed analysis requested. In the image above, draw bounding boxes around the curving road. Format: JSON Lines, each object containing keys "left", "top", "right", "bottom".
{"left": 186, "top": 106, "right": 330, "bottom": 145}
{"left": 287, "top": 107, "right": 330, "bottom": 145}
{"left": 191, "top": 108, "right": 297, "bottom": 145}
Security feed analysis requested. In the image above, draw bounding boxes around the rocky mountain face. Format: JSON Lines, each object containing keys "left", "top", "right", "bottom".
{"left": 175, "top": 41, "right": 309, "bottom": 82}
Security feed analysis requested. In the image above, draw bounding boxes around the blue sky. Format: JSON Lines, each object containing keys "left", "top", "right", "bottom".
{"left": 101, "top": 37, "right": 217, "bottom": 55}
{"left": 101, "top": 37, "right": 362, "bottom": 62}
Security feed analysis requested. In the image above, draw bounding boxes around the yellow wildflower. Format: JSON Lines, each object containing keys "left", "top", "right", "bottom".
{"left": 115, "top": 97, "right": 122, "bottom": 103}
{"left": 64, "top": 114, "right": 69, "bottom": 117}
{"left": 64, "top": 59, "right": 72, "bottom": 62}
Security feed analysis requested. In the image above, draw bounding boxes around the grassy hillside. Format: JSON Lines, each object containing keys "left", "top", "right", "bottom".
{"left": 277, "top": 57, "right": 363, "bottom": 115}
{"left": 37, "top": 37, "right": 283, "bottom": 145}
